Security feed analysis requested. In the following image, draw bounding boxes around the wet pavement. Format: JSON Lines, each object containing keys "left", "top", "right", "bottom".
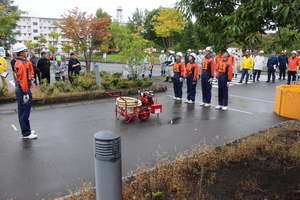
{"left": 0, "top": 66, "right": 290, "bottom": 199}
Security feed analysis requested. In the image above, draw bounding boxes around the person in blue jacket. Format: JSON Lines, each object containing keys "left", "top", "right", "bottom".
{"left": 277, "top": 50, "right": 288, "bottom": 80}
{"left": 266, "top": 51, "right": 278, "bottom": 83}
{"left": 68, "top": 52, "right": 81, "bottom": 84}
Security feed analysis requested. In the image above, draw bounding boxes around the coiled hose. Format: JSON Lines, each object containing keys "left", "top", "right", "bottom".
{"left": 116, "top": 97, "right": 142, "bottom": 108}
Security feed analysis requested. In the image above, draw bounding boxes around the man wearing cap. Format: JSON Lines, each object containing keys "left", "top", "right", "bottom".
{"left": 287, "top": 51, "right": 300, "bottom": 84}
{"left": 164, "top": 51, "right": 175, "bottom": 82}
{"left": 159, "top": 50, "right": 168, "bottom": 76}
{"left": 238, "top": 50, "right": 254, "bottom": 84}
{"left": 266, "top": 51, "right": 278, "bottom": 83}
{"left": 184, "top": 49, "right": 191, "bottom": 66}
{"left": 278, "top": 50, "right": 288, "bottom": 80}
{"left": 253, "top": 50, "right": 265, "bottom": 82}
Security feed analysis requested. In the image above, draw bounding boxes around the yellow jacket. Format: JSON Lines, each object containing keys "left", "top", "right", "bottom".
{"left": 0, "top": 56, "right": 7, "bottom": 74}
{"left": 241, "top": 56, "right": 254, "bottom": 69}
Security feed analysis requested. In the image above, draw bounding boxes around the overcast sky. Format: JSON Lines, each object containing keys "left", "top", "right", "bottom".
{"left": 13, "top": 0, "right": 178, "bottom": 21}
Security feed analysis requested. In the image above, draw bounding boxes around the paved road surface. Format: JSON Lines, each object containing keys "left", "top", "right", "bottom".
{"left": 0, "top": 73, "right": 289, "bottom": 199}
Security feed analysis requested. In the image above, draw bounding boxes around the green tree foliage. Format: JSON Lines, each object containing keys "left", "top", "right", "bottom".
{"left": 152, "top": 8, "right": 186, "bottom": 50}
{"left": 128, "top": 8, "right": 148, "bottom": 34}
{"left": 110, "top": 21, "right": 148, "bottom": 79}
{"left": 48, "top": 43, "right": 56, "bottom": 54}
{"left": 61, "top": 42, "right": 74, "bottom": 57}
{"left": 23, "top": 40, "right": 38, "bottom": 53}
{"left": 177, "top": 0, "right": 300, "bottom": 52}
{"left": 37, "top": 34, "right": 47, "bottom": 53}
{"left": 0, "top": 0, "right": 26, "bottom": 54}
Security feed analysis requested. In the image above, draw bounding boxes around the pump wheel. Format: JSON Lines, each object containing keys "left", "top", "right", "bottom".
{"left": 138, "top": 108, "right": 150, "bottom": 121}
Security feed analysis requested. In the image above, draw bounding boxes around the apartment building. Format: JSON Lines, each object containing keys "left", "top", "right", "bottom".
{"left": 13, "top": 16, "right": 71, "bottom": 54}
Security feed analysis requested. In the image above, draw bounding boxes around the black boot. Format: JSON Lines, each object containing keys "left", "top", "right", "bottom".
{"left": 149, "top": 74, "right": 152, "bottom": 80}
{"left": 164, "top": 77, "right": 169, "bottom": 82}
{"left": 163, "top": 70, "right": 166, "bottom": 76}
{"left": 238, "top": 80, "right": 242, "bottom": 83}
{"left": 170, "top": 77, "right": 173, "bottom": 82}
{"left": 142, "top": 74, "right": 144, "bottom": 78}
{"left": 161, "top": 71, "right": 163, "bottom": 76}
{"left": 235, "top": 74, "right": 237, "bottom": 78}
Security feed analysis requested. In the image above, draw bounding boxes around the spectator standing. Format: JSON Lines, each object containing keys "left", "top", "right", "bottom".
{"left": 266, "top": 51, "right": 278, "bottom": 83}
{"left": 278, "top": 50, "right": 288, "bottom": 80}
{"left": 68, "top": 52, "right": 81, "bottom": 84}
{"left": 37, "top": 52, "right": 51, "bottom": 84}
{"left": 164, "top": 51, "right": 175, "bottom": 82}
{"left": 29, "top": 51, "right": 40, "bottom": 85}
{"left": 238, "top": 50, "right": 253, "bottom": 84}
{"left": 55, "top": 54, "right": 61, "bottom": 61}
{"left": 0, "top": 54, "right": 8, "bottom": 90}
{"left": 53, "top": 59, "right": 66, "bottom": 81}
{"left": 184, "top": 49, "right": 191, "bottom": 66}
{"left": 159, "top": 50, "right": 167, "bottom": 76}
{"left": 253, "top": 50, "right": 265, "bottom": 82}
{"left": 10, "top": 53, "right": 18, "bottom": 81}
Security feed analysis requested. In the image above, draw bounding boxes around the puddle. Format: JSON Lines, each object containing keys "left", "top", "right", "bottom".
{"left": 168, "top": 117, "right": 181, "bottom": 125}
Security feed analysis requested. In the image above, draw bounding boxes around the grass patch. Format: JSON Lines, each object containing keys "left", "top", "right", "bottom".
{"left": 47, "top": 120, "right": 300, "bottom": 200}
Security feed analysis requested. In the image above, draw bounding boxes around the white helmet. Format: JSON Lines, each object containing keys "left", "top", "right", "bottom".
{"left": 259, "top": 50, "right": 264, "bottom": 54}
{"left": 231, "top": 50, "right": 236, "bottom": 54}
{"left": 176, "top": 52, "right": 183, "bottom": 57}
{"left": 190, "top": 53, "right": 197, "bottom": 59}
{"left": 291, "top": 50, "right": 297, "bottom": 54}
{"left": 161, "top": 50, "right": 164, "bottom": 53}
{"left": 245, "top": 50, "right": 250, "bottom": 53}
{"left": 169, "top": 50, "right": 175, "bottom": 54}
{"left": 187, "top": 49, "right": 191, "bottom": 52}
{"left": 13, "top": 43, "right": 27, "bottom": 53}
{"left": 198, "top": 50, "right": 203, "bottom": 53}
{"left": 205, "top": 47, "right": 212, "bottom": 52}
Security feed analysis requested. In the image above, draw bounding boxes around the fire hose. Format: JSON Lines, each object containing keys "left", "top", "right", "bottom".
{"left": 116, "top": 97, "right": 142, "bottom": 108}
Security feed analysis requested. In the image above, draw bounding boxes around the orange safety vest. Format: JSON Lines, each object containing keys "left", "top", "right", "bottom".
{"left": 173, "top": 61, "right": 185, "bottom": 76}
{"left": 14, "top": 58, "right": 34, "bottom": 92}
{"left": 202, "top": 56, "right": 215, "bottom": 77}
{"left": 288, "top": 56, "right": 300, "bottom": 71}
{"left": 186, "top": 62, "right": 199, "bottom": 81}
{"left": 217, "top": 59, "right": 233, "bottom": 81}
{"left": 228, "top": 55, "right": 235, "bottom": 66}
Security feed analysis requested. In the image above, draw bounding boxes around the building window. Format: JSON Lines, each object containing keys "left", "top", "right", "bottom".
{"left": 48, "top": 27, "right": 51, "bottom": 30}
{"left": 33, "top": 22, "right": 38, "bottom": 25}
{"left": 33, "top": 29, "right": 38, "bottom": 33}
{"left": 52, "top": 21, "right": 56, "bottom": 24}
{"left": 48, "top": 21, "right": 51, "bottom": 23}
{"left": 18, "top": 26, "right": 21, "bottom": 30}
{"left": 34, "top": 36, "right": 38, "bottom": 40}
{"left": 53, "top": 28, "right": 57, "bottom": 32}
{"left": 61, "top": 34, "right": 65, "bottom": 39}
{"left": 23, "top": 33, "right": 26, "bottom": 36}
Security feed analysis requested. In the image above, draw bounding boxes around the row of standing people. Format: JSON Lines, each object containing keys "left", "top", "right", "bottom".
{"left": 170, "top": 47, "right": 233, "bottom": 111}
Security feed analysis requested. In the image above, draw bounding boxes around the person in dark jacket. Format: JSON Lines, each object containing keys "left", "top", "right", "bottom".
{"left": 29, "top": 51, "right": 40, "bottom": 85}
{"left": 68, "top": 52, "right": 80, "bottom": 84}
{"left": 37, "top": 52, "right": 51, "bottom": 84}
{"left": 277, "top": 50, "right": 288, "bottom": 80}
{"left": 266, "top": 51, "right": 278, "bottom": 83}
{"left": 10, "top": 53, "right": 17, "bottom": 81}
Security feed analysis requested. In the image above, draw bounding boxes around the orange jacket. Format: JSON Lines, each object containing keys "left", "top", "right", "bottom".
{"left": 228, "top": 55, "right": 235, "bottom": 66}
{"left": 217, "top": 59, "right": 233, "bottom": 81}
{"left": 173, "top": 61, "right": 185, "bottom": 76}
{"left": 288, "top": 56, "right": 300, "bottom": 71}
{"left": 215, "top": 55, "right": 223, "bottom": 71}
{"left": 202, "top": 56, "right": 215, "bottom": 77}
{"left": 14, "top": 58, "right": 34, "bottom": 92}
{"left": 186, "top": 62, "right": 199, "bottom": 81}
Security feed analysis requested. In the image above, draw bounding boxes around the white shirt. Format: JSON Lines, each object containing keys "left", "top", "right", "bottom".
{"left": 254, "top": 55, "right": 265, "bottom": 70}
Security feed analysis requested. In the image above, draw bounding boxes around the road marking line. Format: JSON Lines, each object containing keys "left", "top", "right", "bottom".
{"left": 9, "top": 80, "right": 15, "bottom": 87}
{"left": 11, "top": 124, "right": 18, "bottom": 131}
{"left": 166, "top": 95, "right": 253, "bottom": 115}
{"left": 227, "top": 94, "right": 274, "bottom": 104}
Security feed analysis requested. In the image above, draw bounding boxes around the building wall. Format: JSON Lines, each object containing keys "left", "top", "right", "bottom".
{"left": 13, "top": 16, "right": 71, "bottom": 54}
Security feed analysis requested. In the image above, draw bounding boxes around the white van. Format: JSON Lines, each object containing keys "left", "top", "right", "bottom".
{"left": 0, "top": 47, "right": 6, "bottom": 58}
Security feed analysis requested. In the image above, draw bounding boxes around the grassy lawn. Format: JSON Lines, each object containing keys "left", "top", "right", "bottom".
{"left": 45, "top": 120, "right": 300, "bottom": 200}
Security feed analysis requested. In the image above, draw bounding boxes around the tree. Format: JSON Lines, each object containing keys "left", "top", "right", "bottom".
{"left": 0, "top": 0, "right": 26, "bottom": 55}
{"left": 128, "top": 8, "right": 148, "bottom": 33}
{"left": 37, "top": 34, "right": 47, "bottom": 54}
{"left": 152, "top": 8, "right": 186, "bottom": 49}
{"left": 23, "top": 40, "right": 38, "bottom": 53}
{"left": 61, "top": 42, "right": 74, "bottom": 57}
{"left": 110, "top": 21, "right": 148, "bottom": 79}
{"left": 96, "top": 8, "right": 112, "bottom": 23}
{"left": 49, "top": 31, "right": 61, "bottom": 47}
{"left": 177, "top": 0, "right": 300, "bottom": 52}
{"left": 54, "top": 7, "right": 112, "bottom": 73}
{"left": 48, "top": 43, "right": 56, "bottom": 54}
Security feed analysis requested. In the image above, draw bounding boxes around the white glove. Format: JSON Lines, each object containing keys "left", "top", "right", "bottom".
{"left": 208, "top": 78, "right": 213, "bottom": 84}
{"left": 227, "top": 82, "right": 230, "bottom": 87}
{"left": 179, "top": 77, "right": 183, "bottom": 82}
{"left": 23, "top": 94, "right": 29, "bottom": 103}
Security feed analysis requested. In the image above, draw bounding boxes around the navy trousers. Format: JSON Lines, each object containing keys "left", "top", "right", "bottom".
{"left": 15, "top": 82, "right": 32, "bottom": 137}
{"left": 201, "top": 71, "right": 212, "bottom": 103}
{"left": 267, "top": 66, "right": 275, "bottom": 81}
{"left": 218, "top": 73, "right": 229, "bottom": 106}
{"left": 278, "top": 63, "right": 286, "bottom": 79}
{"left": 186, "top": 73, "right": 197, "bottom": 101}
{"left": 173, "top": 73, "right": 183, "bottom": 98}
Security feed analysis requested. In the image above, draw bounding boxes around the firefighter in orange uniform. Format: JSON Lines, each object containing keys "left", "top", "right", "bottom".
{"left": 13, "top": 43, "right": 37, "bottom": 139}
{"left": 215, "top": 52, "right": 233, "bottom": 111}
{"left": 185, "top": 53, "right": 198, "bottom": 104}
{"left": 172, "top": 52, "right": 185, "bottom": 100}
{"left": 199, "top": 47, "right": 215, "bottom": 107}
{"left": 287, "top": 50, "right": 300, "bottom": 85}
